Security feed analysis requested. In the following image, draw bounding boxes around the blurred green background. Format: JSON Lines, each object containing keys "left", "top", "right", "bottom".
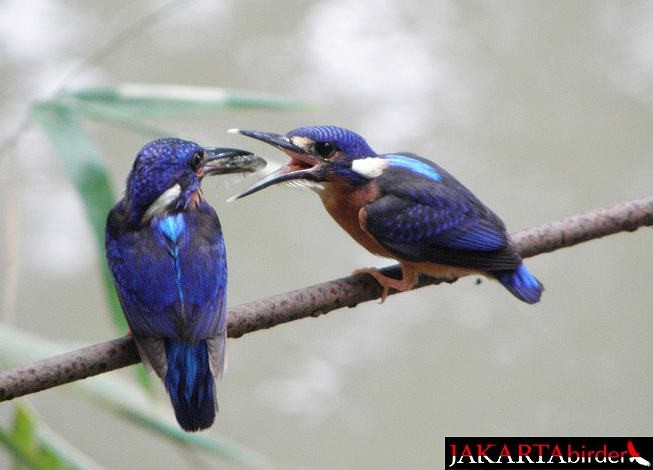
{"left": 1, "top": 0, "right": 652, "bottom": 468}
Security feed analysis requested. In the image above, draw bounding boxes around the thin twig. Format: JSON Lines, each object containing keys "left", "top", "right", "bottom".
{"left": 0, "top": 195, "right": 652, "bottom": 401}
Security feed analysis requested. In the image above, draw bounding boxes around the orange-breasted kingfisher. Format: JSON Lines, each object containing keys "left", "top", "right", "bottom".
{"left": 229, "top": 126, "right": 543, "bottom": 304}
{"left": 105, "top": 138, "right": 265, "bottom": 431}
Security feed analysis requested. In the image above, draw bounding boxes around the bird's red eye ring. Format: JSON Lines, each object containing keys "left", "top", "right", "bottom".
{"left": 314, "top": 141, "right": 338, "bottom": 159}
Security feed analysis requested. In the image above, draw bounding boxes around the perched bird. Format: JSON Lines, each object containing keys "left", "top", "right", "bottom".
{"left": 105, "top": 138, "right": 265, "bottom": 431}
{"left": 229, "top": 126, "right": 543, "bottom": 303}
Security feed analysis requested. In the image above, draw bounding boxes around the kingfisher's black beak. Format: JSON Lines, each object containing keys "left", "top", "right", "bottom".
{"left": 228, "top": 129, "right": 305, "bottom": 154}
{"left": 202, "top": 147, "right": 266, "bottom": 176}
{"left": 227, "top": 129, "right": 324, "bottom": 200}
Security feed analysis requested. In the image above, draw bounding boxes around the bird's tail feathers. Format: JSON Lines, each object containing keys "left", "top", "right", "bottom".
{"left": 164, "top": 340, "right": 216, "bottom": 432}
{"left": 495, "top": 264, "right": 543, "bottom": 304}
{"left": 207, "top": 334, "right": 227, "bottom": 380}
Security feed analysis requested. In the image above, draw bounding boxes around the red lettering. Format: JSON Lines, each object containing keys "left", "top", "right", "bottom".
{"left": 498, "top": 445, "right": 511, "bottom": 458}
{"left": 452, "top": 444, "right": 476, "bottom": 465}
{"left": 533, "top": 443, "right": 548, "bottom": 456}
{"left": 518, "top": 444, "right": 531, "bottom": 456}
{"left": 595, "top": 445, "right": 607, "bottom": 463}
{"left": 533, "top": 444, "right": 548, "bottom": 463}
{"left": 497, "top": 444, "right": 514, "bottom": 463}
{"left": 518, "top": 444, "right": 534, "bottom": 463}
{"left": 548, "top": 445, "right": 565, "bottom": 464}
{"left": 448, "top": 445, "right": 457, "bottom": 468}
{"left": 476, "top": 444, "right": 494, "bottom": 457}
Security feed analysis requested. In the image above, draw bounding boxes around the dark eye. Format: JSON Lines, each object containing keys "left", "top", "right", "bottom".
{"left": 190, "top": 151, "right": 204, "bottom": 170}
{"left": 314, "top": 141, "right": 338, "bottom": 159}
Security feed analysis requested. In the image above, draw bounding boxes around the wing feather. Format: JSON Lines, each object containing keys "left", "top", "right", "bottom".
{"left": 362, "top": 154, "right": 521, "bottom": 271}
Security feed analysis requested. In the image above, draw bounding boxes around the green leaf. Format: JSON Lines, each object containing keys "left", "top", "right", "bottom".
{"left": 34, "top": 417, "right": 106, "bottom": 470}
{"left": 0, "top": 325, "right": 269, "bottom": 468}
{"left": 31, "top": 101, "right": 154, "bottom": 395}
{"left": 0, "top": 403, "right": 79, "bottom": 470}
{"left": 0, "top": 425, "right": 41, "bottom": 470}
{"left": 49, "top": 98, "right": 174, "bottom": 137}
{"left": 31, "top": 101, "right": 124, "bottom": 331}
{"left": 0, "top": 402, "right": 105, "bottom": 470}
{"left": 63, "top": 83, "right": 307, "bottom": 117}
{"left": 11, "top": 405, "right": 34, "bottom": 453}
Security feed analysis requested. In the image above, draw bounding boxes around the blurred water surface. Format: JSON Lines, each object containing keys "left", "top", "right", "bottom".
{"left": 1, "top": 1, "right": 652, "bottom": 468}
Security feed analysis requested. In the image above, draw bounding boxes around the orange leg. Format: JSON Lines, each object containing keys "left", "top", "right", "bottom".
{"left": 353, "top": 263, "right": 419, "bottom": 302}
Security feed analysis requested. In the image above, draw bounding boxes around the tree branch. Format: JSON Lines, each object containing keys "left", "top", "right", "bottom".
{"left": 1, "top": 195, "right": 652, "bottom": 401}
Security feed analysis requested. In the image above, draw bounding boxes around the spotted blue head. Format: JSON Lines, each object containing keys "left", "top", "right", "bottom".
{"left": 228, "top": 126, "right": 379, "bottom": 198}
{"left": 125, "top": 138, "right": 265, "bottom": 224}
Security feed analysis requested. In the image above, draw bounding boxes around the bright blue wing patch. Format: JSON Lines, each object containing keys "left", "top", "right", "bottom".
{"left": 385, "top": 154, "right": 441, "bottom": 181}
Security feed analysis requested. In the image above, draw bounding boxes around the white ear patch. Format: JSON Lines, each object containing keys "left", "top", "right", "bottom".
{"left": 142, "top": 183, "right": 181, "bottom": 223}
{"left": 351, "top": 158, "right": 388, "bottom": 178}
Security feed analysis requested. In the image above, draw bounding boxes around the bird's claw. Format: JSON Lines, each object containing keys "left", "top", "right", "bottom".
{"left": 353, "top": 267, "right": 415, "bottom": 303}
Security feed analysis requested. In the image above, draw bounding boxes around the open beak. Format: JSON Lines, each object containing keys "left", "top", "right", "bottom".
{"left": 227, "top": 129, "right": 323, "bottom": 200}
{"left": 202, "top": 147, "right": 267, "bottom": 176}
